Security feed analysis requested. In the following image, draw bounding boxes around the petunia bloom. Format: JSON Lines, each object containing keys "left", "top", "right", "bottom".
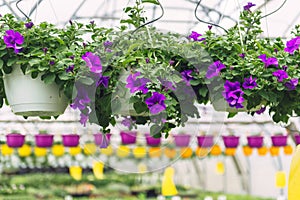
{"left": 79, "top": 113, "right": 89, "bottom": 127}
{"left": 25, "top": 22, "right": 34, "bottom": 29}
{"left": 255, "top": 106, "right": 266, "bottom": 114}
{"left": 239, "top": 53, "right": 245, "bottom": 59}
{"left": 70, "top": 85, "right": 91, "bottom": 110}
{"left": 258, "top": 54, "right": 278, "bottom": 68}
{"left": 126, "top": 72, "right": 150, "bottom": 94}
{"left": 121, "top": 118, "right": 131, "bottom": 128}
{"left": 3, "top": 30, "right": 24, "bottom": 54}
{"left": 222, "top": 80, "right": 244, "bottom": 109}
{"left": 82, "top": 52, "right": 102, "bottom": 74}
{"left": 145, "top": 92, "right": 166, "bottom": 115}
{"left": 66, "top": 65, "right": 74, "bottom": 73}
{"left": 272, "top": 70, "right": 288, "bottom": 82}
{"left": 189, "top": 31, "right": 205, "bottom": 42}
{"left": 206, "top": 60, "right": 226, "bottom": 79}
{"left": 285, "top": 78, "right": 298, "bottom": 90}
{"left": 97, "top": 76, "right": 109, "bottom": 88}
{"left": 243, "top": 76, "right": 257, "bottom": 89}
{"left": 103, "top": 40, "right": 113, "bottom": 47}
{"left": 284, "top": 36, "right": 300, "bottom": 54}
{"left": 181, "top": 70, "right": 194, "bottom": 86}
{"left": 244, "top": 2, "right": 256, "bottom": 11}
{"left": 158, "top": 77, "right": 176, "bottom": 91}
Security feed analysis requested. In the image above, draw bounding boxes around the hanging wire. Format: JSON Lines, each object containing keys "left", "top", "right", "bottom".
{"left": 16, "top": 0, "right": 31, "bottom": 20}
{"left": 131, "top": 0, "right": 164, "bottom": 34}
{"left": 260, "top": 0, "right": 287, "bottom": 19}
{"left": 194, "top": 0, "right": 228, "bottom": 33}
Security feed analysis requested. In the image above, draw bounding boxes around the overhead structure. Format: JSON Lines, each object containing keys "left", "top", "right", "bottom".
{"left": 0, "top": 0, "right": 298, "bottom": 37}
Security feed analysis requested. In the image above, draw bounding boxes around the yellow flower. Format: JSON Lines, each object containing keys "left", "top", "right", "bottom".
{"left": 18, "top": 144, "right": 31, "bottom": 157}
{"left": 83, "top": 143, "right": 97, "bottom": 155}
{"left": 116, "top": 145, "right": 130, "bottom": 158}
{"left": 34, "top": 147, "right": 47, "bottom": 157}
{"left": 69, "top": 166, "right": 82, "bottom": 181}
{"left": 100, "top": 145, "right": 113, "bottom": 156}
{"left": 51, "top": 144, "right": 65, "bottom": 157}
{"left": 1, "top": 144, "right": 14, "bottom": 156}
{"left": 69, "top": 146, "right": 82, "bottom": 156}
{"left": 133, "top": 146, "right": 147, "bottom": 158}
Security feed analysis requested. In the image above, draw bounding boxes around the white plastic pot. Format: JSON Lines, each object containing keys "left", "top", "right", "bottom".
{"left": 3, "top": 66, "right": 68, "bottom": 116}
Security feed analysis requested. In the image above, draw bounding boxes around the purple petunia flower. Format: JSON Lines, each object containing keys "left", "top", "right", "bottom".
{"left": 69, "top": 55, "right": 75, "bottom": 60}
{"left": 82, "top": 52, "right": 102, "bottom": 74}
{"left": 79, "top": 113, "right": 89, "bottom": 127}
{"left": 100, "top": 135, "right": 109, "bottom": 148}
{"left": 3, "top": 30, "right": 24, "bottom": 54}
{"left": 243, "top": 76, "right": 257, "bottom": 89}
{"left": 90, "top": 20, "right": 95, "bottom": 25}
{"left": 43, "top": 47, "right": 48, "bottom": 54}
{"left": 49, "top": 61, "right": 55, "bottom": 65}
{"left": 189, "top": 31, "right": 205, "bottom": 42}
{"left": 145, "top": 58, "right": 150, "bottom": 63}
{"left": 103, "top": 40, "right": 113, "bottom": 47}
{"left": 244, "top": 2, "right": 256, "bottom": 11}
{"left": 258, "top": 54, "right": 278, "bottom": 68}
{"left": 255, "top": 106, "right": 266, "bottom": 114}
{"left": 283, "top": 65, "right": 288, "bottom": 71}
{"left": 70, "top": 86, "right": 91, "bottom": 110}
{"left": 25, "top": 21, "right": 34, "bottom": 29}
{"left": 169, "top": 60, "right": 175, "bottom": 65}
{"left": 206, "top": 60, "right": 226, "bottom": 79}
{"left": 284, "top": 36, "right": 300, "bottom": 54}
{"left": 97, "top": 76, "right": 109, "bottom": 88}
{"left": 181, "top": 70, "right": 194, "bottom": 86}
{"left": 272, "top": 69, "right": 288, "bottom": 82}
{"left": 285, "top": 78, "right": 298, "bottom": 90}
{"left": 222, "top": 80, "right": 244, "bottom": 109}
{"left": 239, "top": 53, "right": 245, "bottom": 59}
{"left": 66, "top": 65, "right": 74, "bottom": 73}
{"left": 145, "top": 92, "right": 166, "bottom": 115}
{"left": 126, "top": 72, "right": 150, "bottom": 94}
{"left": 208, "top": 25, "right": 212, "bottom": 30}
{"left": 121, "top": 118, "right": 132, "bottom": 128}
{"left": 158, "top": 77, "right": 176, "bottom": 91}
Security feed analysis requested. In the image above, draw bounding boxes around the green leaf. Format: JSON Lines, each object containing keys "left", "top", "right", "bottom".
{"left": 133, "top": 101, "right": 148, "bottom": 114}
{"left": 227, "top": 112, "right": 237, "bottom": 118}
{"left": 42, "top": 73, "right": 56, "bottom": 84}
{"left": 198, "top": 87, "right": 208, "bottom": 97}
{"left": 28, "top": 59, "right": 40, "bottom": 66}
{"left": 0, "top": 60, "right": 3, "bottom": 68}
{"left": 7, "top": 58, "right": 17, "bottom": 67}
{"left": 79, "top": 77, "right": 94, "bottom": 85}
{"left": 142, "top": 0, "right": 159, "bottom": 5}
{"left": 150, "top": 124, "right": 161, "bottom": 135}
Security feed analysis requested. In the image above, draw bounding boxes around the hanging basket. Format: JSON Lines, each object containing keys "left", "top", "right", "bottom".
{"left": 145, "top": 133, "right": 161, "bottom": 146}
{"left": 120, "top": 131, "right": 137, "bottom": 145}
{"left": 35, "top": 134, "right": 54, "bottom": 148}
{"left": 294, "top": 134, "right": 300, "bottom": 145}
{"left": 196, "top": 135, "right": 214, "bottom": 147}
{"left": 3, "top": 66, "right": 68, "bottom": 116}
{"left": 62, "top": 134, "right": 80, "bottom": 147}
{"left": 271, "top": 135, "right": 288, "bottom": 147}
{"left": 222, "top": 135, "right": 240, "bottom": 148}
{"left": 247, "top": 135, "right": 264, "bottom": 148}
{"left": 173, "top": 134, "right": 191, "bottom": 147}
{"left": 6, "top": 133, "right": 25, "bottom": 148}
{"left": 94, "top": 133, "right": 112, "bottom": 146}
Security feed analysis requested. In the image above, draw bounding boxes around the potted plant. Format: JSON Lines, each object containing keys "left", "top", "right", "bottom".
{"left": 293, "top": 132, "right": 300, "bottom": 145}
{"left": 35, "top": 130, "right": 54, "bottom": 148}
{"left": 247, "top": 135, "right": 264, "bottom": 148}
{"left": 120, "top": 131, "right": 137, "bottom": 145}
{"left": 222, "top": 135, "right": 240, "bottom": 148}
{"left": 0, "top": 14, "right": 85, "bottom": 117}
{"left": 145, "top": 133, "right": 161, "bottom": 146}
{"left": 62, "top": 134, "right": 80, "bottom": 147}
{"left": 196, "top": 134, "right": 214, "bottom": 147}
{"left": 94, "top": 132, "right": 112, "bottom": 148}
{"left": 173, "top": 133, "right": 191, "bottom": 147}
{"left": 6, "top": 130, "right": 25, "bottom": 148}
{"left": 197, "top": 2, "right": 300, "bottom": 124}
{"left": 271, "top": 134, "right": 288, "bottom": 147}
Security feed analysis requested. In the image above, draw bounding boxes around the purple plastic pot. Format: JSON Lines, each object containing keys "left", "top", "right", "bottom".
{"left": 62, "top": 134, "right": 80, "bottom": 147}
{"left": 145, "top": 133, "right": 161, "bottom": 146}
{"left": 247, "top": 136, "right": 264, "bottom": 148}
{"left": 6, "top": 133, "right": 25, "bottom": 148}
{"left": 271, "top": 135, "right": 288, "bottom": 147}
{"left": 197, "top": 135, "right": 214, "bottom": 147}
{"left": 120, "top": 131, "right": 137, "bottom": 145}
{"left": 173, "top": 134, "right": 191, "bottom": 147}
{"left": 35, "top": 134, "right": 54, "bottom": 148}
{"left": 222, "top": 135, "right": 240, "bottom": 148}
{"left": 294, "top": 134, "right": 300, "bottom": 145}
{"left": 94, "top": 133, "right": 112, "bottom": 146}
